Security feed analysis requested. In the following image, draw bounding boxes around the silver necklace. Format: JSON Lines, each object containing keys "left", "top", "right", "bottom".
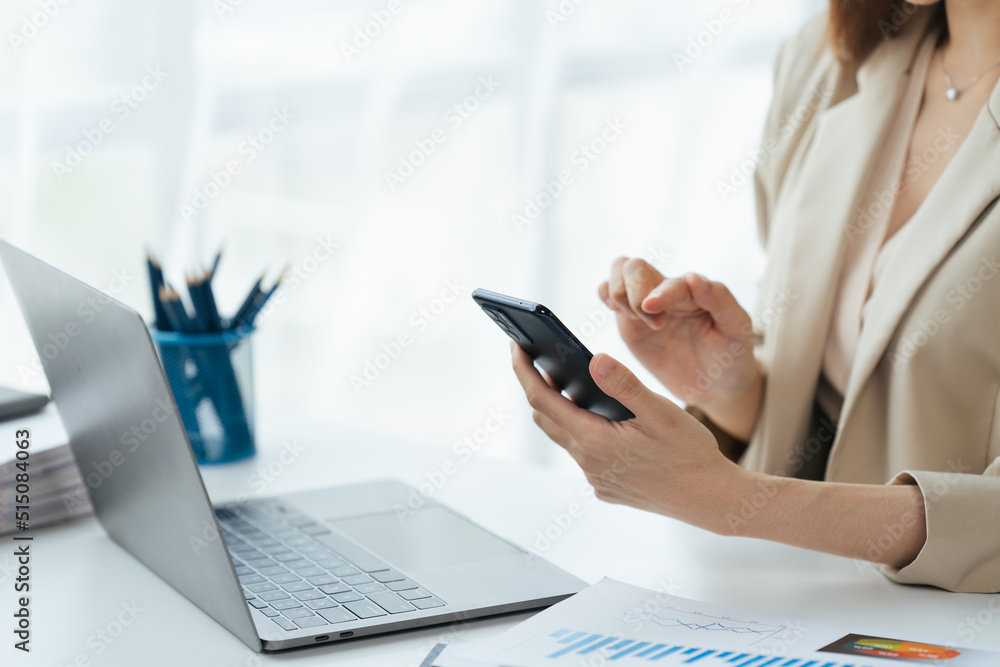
{"left": 941, "top": 49, "right": 1000, "bottom": 101}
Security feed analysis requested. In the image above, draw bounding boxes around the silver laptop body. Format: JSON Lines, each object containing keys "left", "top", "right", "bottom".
{"left": 0, "top": 241, "right": 585, "bottom": 651}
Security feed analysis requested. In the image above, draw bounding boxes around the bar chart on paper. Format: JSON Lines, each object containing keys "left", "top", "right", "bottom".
{"left": 543, "top": 627, "right": 868, "bottom": 666}
{"left": 454, "top": 580, "right": 889, "bottom": 667}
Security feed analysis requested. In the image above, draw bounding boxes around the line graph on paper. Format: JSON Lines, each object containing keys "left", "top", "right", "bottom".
{"left": 617, "top": 604, "right": 789, "bottom": 648}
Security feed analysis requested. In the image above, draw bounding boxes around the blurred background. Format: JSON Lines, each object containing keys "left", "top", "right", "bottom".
{"left": 0, "top": 0, "right": 824, "bottom": 468}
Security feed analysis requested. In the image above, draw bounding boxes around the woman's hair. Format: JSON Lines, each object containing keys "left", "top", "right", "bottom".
{"left": 827, "top": 0, "right": 930, "bottom": 63}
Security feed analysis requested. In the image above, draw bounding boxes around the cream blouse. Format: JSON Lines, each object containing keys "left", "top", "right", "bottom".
{"left": 818, "top": 28, "right": 941, "bottom": 422}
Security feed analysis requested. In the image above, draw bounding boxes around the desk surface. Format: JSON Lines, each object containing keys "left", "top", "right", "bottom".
{"left": 2, "top": 407, "right": 998, "bottom": 665}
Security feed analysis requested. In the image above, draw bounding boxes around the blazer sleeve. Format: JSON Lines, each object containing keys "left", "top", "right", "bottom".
{"left": 879, "top": 458, "right": 1000, "bottom": 593}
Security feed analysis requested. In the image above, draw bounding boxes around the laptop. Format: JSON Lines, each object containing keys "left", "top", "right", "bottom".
{"left": 0, "top": 241, "right": 585, "bottom": 651}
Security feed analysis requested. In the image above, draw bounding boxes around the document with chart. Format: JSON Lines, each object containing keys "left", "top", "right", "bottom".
{"left": 432, "top": 579, "right": 1000, "bottom": 667}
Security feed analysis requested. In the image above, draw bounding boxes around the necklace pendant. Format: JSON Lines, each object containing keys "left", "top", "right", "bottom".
{"left": 946, "top": 87, "right": 959, "bottom": 101}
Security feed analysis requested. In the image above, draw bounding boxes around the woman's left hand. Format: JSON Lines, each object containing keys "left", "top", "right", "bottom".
{"left": 510, "top": 341, "right": 747, "bottom": 533}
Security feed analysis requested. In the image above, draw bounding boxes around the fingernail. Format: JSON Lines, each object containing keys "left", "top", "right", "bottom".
{"left": 594, "top": 354, "right": 615, "bottom": 377}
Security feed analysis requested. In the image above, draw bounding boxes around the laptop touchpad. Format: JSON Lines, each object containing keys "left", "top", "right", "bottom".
{"left": 328, "top": 506, "right": 522, "bottom": 572}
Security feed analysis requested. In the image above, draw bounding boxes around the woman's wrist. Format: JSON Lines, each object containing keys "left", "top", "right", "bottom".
{"left": 693, "top": 364, "right": 765, "bottom": 442}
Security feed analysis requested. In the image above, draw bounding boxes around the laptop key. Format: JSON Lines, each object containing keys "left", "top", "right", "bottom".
{"left": 239, "top": 574, "right": 266, "bottom": 585}
{"left": 295, "top": 616, "right": 329, "bottom": 629}
{"left": 411, "top": 597, "right": 445, "bottom": 610}
{"left": 386, "top": 580, "right": 419, "bottom": 592}
{"left": 317, "top": 607, "right": 358, "bottom": 624}
{"left": 293, "top": 590, "right": 325, "bottom": 601}
{"left": 367, "top": 591, "right": 416, "bottom": 614}
{"left": 273, "top": 553, "right": 303, "bottom": 563}
{"left": 342, "top": 574, "right": 372, "bottom": 586}
{"left": 305, "top": 598, "right": 338, "bottom": 610}
{"left": 258, "top": 565, "right": 289, "bottom": 576}
{"left": 271, "top": 617, "right": 297, "bottom": 631}
{"left": 296, "top": 567, "right": 325, "bottom": 578}
{"left": 332, "top": 592, "right": 364, "bottom": 603}
{"left": 247, "top": 582, "right": 278, "bottom": 593}
{"left": 259, "top": 591, "right": 290, "bottom": 602}
{"left": 355, "top": 583, "right": 385, "bottom": 594}
{"left": 315, "top": 558, "right": 348, "bottom": 569}
{"left": 243, "top": 589, "right": 254, "bottom": 599}
{"left": 234, "top": 566, "right": 254, "bottom": 577}
{"left": 270, "top": 599, "right": 302, "bottom": 610}
{"left": 398, "top": 588, "right": 431, "bottom": 600}
{"left": 261, "top": 545, "right": 292, "bottom": 556}
{"left": 282, "top": 608, "right": 315, "bottom": 619}
{"left": 284, "top": 559, "right": 313, "bottom": 569}
{"left": 271, "top": 573, "right": 300, "bottom": 584}
{"left": 371, "top": 570, "right": 405, "bottom": 583}
{"left": 258, "top": 607, "right": 280, "bottom": 617}
{"left": 318, "top": 583, "right": 350, "bottom": 595}
{"left": 282, "top": 582, "right": 312, "bottom": 593}
{"left": 248, "top": 599, "right": 269, "bottom": 609}
{"left": 332, "top": 566, "right": 359, "bottom": 577}
{"left": 342, "top": 600, "right": 387, "bottom": 619}
{"left": 306, "top": 575, "right": 338, "bottom": 586}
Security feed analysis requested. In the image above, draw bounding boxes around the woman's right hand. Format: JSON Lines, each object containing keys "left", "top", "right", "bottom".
{"left": 598, "top": 257, "right": 764, "bottom": 440}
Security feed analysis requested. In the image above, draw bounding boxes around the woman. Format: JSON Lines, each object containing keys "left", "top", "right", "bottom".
{"left": 511, "top": 0, "right": 1000, "bottom": 594}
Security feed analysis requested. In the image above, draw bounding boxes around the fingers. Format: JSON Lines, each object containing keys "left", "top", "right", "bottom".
{"left": 640, "top": 275, "right": 697, "bottom": 316}
{"left": 590, "top": 352, "right": 672, "bottom": 422}
{"left": 531, "top": 409, "right": 573, "bottom": 450}
{"left": 510, "top": 342, "right": 605, "bottom": 433}
{"left": 605, "top": 257, "right": 667, "bottom": 328}
{"left": 684, "top": 274, "right": 753, "bottom": 339}
{"left": 606, "top": 257, "right": 631, "bottom": 315}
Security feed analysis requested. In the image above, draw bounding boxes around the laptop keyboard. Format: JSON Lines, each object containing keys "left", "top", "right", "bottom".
{"left": 215, "top": 502, "right": 445, "bottom": 633}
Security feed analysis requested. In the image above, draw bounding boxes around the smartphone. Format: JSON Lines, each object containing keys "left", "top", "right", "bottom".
{"left": 472, "top": 288, "right": 634, "bottom": 421}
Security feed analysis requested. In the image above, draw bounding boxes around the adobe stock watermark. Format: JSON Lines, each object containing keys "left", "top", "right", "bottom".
{"left": 384, "top": 75, "right": 500, "bottom": 192}
{"left": 213, "top": 0, "right": 247, "bottom": 21}
{"left": 8, "top": 0, "right": 73, "bottom": 54}
{"left": 351, "top": 277, "right": 468, "bottom": 394}
{"left": 956, "top": 595, "right": 1000, "bottom": 643}
{"left": 878, "top": 2, "right": 920, "bottom": 38}
{"left": 340, "top": 0, "right": 407, "bottom": 63}
{"left": 50, "top": 66, "right": 168, "bottom": 180}
{"left": 546, "top": 0, "right": 587, "bottom": 31}
{"left": 679, "top": 288, "right": 798, "bottom": 405}
{"left": 393, "top": 407, "right": 511, "bottom": 523}
{"left": 890, "top": 255, "right": 1000, "bottom": 369}
{"left": 253, "top": 234, "right": 340, "bottom": 325}
{"left": 572, "top": 246, "right": 674, "bottom": 344}
{"left": 673, "top": 0, "right": 752, "bottom": 73}
{"left": 17, "top": 269, "right": 136, "bottom": 384}
{"left": 716, "top": 85, "right": 830, "bottom": 202}
{"left": 190, "top": 439, "right": 306, "bottom": 555}
{"left": 180, "top": 107, "right": 295, "bottom": 223}
{"left": 55, "top": 600, "right": 144, "bottom": 667}
{"left": 523, "top": 445, "right": 640, "bottom": 566}
{"left": 847, "top": 126, "right": 960, "bottom": 244}
{"left": 512, "top": 116, "right": 628, "bottom": 233}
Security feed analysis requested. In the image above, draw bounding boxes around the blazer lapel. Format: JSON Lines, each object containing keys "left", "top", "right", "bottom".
{"left": 753, "top": 10, "right": 935, "bottom": 475}
{"left": 837, "top": 78, "right": 1000, "bottom": 431}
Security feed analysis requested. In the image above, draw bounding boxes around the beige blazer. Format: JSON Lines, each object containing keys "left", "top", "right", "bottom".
{"left": 746, "top": 7, "right": 1000, "bottom": 593}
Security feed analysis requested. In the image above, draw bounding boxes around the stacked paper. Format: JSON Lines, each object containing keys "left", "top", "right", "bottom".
{"left": 0, "top": 444, "right": 93, "bottom": 536}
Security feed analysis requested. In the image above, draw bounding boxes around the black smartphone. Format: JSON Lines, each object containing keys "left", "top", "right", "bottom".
{"left": 472, "top": 288, "right": 634, "bottom": 421}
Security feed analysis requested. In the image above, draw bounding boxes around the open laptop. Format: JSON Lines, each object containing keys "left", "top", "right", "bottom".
{"left": 0, "top": 241, "right": 585, "bottom": 651}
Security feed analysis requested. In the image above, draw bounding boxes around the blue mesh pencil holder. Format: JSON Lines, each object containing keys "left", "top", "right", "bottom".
{"left": 151, "top": 327, "right": 256, "bottom": 464}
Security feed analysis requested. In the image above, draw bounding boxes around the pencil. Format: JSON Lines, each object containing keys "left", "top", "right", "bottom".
{"left": 229, "top": 273, "right": 264, "bottom": 330}
{"left": 146, "top": 252, "right": 170, "bottom": 331}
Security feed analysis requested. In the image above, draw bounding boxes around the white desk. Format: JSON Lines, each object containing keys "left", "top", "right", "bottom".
{"left": 3, "top": 407, "right": 998, "bottom": 665}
